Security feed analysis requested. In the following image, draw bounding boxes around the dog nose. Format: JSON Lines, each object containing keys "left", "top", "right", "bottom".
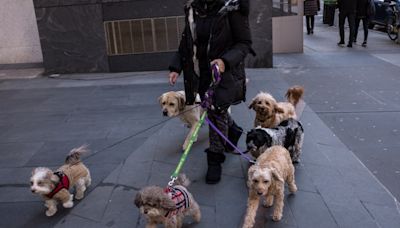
{"left": 257, "top": 191, "right": 263, "bottom": 196}
{"left": 144, "top": 209, "right": 148, "bottom": 214}
{"left": 162, "top": 110, "right": 168, "bottom": 116}
{"left": 31, "top": 189, "right": 35, "bottom": 193}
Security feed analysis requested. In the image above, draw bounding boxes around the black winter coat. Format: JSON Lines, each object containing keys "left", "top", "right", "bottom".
{"left": 338, "top": 0, "right": 357, "bottom": 13}
{"left": 169, "top": 0, "right": 253, "bottom": 110}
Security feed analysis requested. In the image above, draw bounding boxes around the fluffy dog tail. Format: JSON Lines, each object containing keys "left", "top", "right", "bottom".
{"left": 175, "top": 174, "right": 191, "bottom": 187}
{"left": 285, "top": 85, "right": 304, "bottom": 106}
{"left": 65, "top": 145, "right": 89, "bottom": 165}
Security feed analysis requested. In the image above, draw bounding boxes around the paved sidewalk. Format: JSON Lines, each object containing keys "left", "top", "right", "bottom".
{"left": 1, "top": 18, "right": 400, "bottom": 228}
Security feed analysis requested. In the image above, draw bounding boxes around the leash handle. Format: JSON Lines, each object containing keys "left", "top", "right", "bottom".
{"left": 169, "top": 111, "right": 207, "bottom": 185}
{"left": 211, "top": 64, "right": 221, "bottom": 85}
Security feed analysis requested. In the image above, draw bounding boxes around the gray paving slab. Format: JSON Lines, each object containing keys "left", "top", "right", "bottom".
{"left": 65, "top": 186, "right": 114, "bottom": 222}
{"left": 362, "top": 202, "right": 400, "bottom": 228}
{"left": 286, "top": 190, "right": 337, "bottom": 228}
{"left": 0, "top": 142, "right": 43, "bottom": 167}
{"left": 56, "top": 214, "right": 105, "bottom": 228}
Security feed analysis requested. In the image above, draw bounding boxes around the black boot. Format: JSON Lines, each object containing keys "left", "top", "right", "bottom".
{"left": 205, "top": 150, "right": 225, "bottom": 184}
{"left": 225, "top": 121, "right": 243, "bottom": 153}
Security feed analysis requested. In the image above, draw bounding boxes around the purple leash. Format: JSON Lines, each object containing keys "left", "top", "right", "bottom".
{"left": 202, "top": 64, "right": 256, "bottom": 164}
{"left": 205, "top": 116, "right": 255, "bottom": 164}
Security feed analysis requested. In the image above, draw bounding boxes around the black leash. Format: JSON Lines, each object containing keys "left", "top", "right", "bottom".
{"left": 83, "top": 104, "right": 202, "bottom": 161}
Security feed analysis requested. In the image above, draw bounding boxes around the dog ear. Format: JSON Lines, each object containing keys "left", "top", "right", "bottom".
{"left": 247, "top": 165, "right": 257, "bottom": 187}
{"left": 160, "top": 193, "right": 176, "bottom": 211}
{"left": 177, "top": 94, "right": 185, "bottom": 112}
{"left": 270, "top": 168, "right": 284, "bottom": 183}
{"left": 47, "top": 171, "right": 59, "bottom": 183}
{"left": 249, "top": 97, "right": 258, "bottom": 109}
{"left": 134, "top": 191, "right": 143, "bottom": 208}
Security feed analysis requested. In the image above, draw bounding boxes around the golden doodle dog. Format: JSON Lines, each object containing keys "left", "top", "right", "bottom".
{"left": 243, "top": 146, "right": 297, "bottom": 228}
{"left": 249, "top": 86, "right": 304, "bottom": 128}
{"left": 134, "top": 174, "right": 201, "bottom": 228}
{"left": 159, "top": 91, "right": 202, "bottom": 151}
{"left": 30, "top": 145, "right": 91, "bottom": 216}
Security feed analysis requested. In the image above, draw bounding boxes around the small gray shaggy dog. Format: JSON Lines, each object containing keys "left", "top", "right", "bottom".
{"left": 246, "top": 118, "right": 304, "bottom": 163}
{"left": 134, "top": 174, "right": 201, "bottom": 228}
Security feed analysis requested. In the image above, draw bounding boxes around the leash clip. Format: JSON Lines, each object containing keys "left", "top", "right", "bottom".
{"left": 168, "top": 176, "right": 177, "bottom": 187}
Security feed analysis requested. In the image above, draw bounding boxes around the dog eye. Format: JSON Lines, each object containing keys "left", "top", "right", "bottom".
{"left": 38, "top": 181, "right": 42, "bottom": 185}
{"left": 254, "top": 180, "right": 259, "bottom": 183}
{"left": 169, "top": 103, "right": 174, "bottom": 106}
{"left": 30, "top": 181, "right": 33, "bottom": 185}
{"left": 263, "top": 180, "right": 269, "bottom": 183}
{"left": 257, "top": 101, "right": 262, "bottom": 104}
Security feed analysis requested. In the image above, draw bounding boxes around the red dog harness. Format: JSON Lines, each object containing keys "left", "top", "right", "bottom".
{"left": 46, "top": 171, "right": 70, "bottom": 199}
{"left": 164, "top": 186, "right": 190, "bottom": 217}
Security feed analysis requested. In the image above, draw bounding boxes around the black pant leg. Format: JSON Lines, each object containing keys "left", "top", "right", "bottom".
{"left": 362, "top": 17, "right": 369, "bottom": 42}
{"left": 354, "top": 17, "right": 361, "bottom": 41}
{"left": 348, "top": 13, "right": 356, "bottom": 43}
{"left": 311, "top": 15, "right": 315, "bottom": 30}
{"left": 339, "top": 12, "right": 346, "bottom": 42}
{"left": 306, "top": 16, "right": 311, "bottom": 32}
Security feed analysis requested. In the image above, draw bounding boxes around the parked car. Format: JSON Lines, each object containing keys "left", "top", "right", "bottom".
{"left": 369, "top": 0, "right": 400, "bottom": 29}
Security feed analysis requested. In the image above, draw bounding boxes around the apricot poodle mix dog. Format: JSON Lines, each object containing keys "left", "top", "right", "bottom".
{"left": 249, "top": 86, "right": 304, "bottom": 128}
{"left": 135, "top": 174, "right": 201, "bottom": 228}
{"left": 158, "top": 91, "right": 202, "bottom": 151}
{"left": 30, "top": 145, "right": 91, "bottom": 216}
{"left": 243, "top": 146, "right": 297, "bottom": 228}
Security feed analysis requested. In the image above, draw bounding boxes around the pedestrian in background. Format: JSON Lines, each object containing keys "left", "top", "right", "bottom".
{"left": 304, "top": 0, "right": 321, "bottom": 34}
{"left": 354, "top": 0, "right": 370, "bottom": 47}
{"left": 337, "top": 0, "right": 357, "bottom": 47}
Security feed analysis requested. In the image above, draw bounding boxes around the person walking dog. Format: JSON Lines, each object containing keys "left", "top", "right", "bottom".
{"left": 168, "top": 0, "right": 254, "bottom": 184}
{"left": 304, "top": 0, "right": 321, "bottom": 35}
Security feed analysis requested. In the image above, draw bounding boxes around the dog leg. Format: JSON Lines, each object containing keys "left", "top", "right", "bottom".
{"left": 191, "top": 200, "right": 202, "bottom": 223}
{"left": 85, "top": 171, "right": 92, "bottom": 187}
{"left": 45, "top": 199, "right": 57, "bottom": 217}
{"left": 242, "top": 192, "right": 260, "bottom": 228}
{"left": 272, "top": 189, "right": 284, "bottom": 221}
{"left": 183, "top": 124, "right": 197, "bottom": 151}
{"left": 145, "top": 222, "right": 157, "bottom": 228}
{"left": 287, "top": 165, "right": 298, "bottom": 193}
{"left": 75, "top": 178, "right": 87, "bottom": 200}
{"left": 61, "top": 191, "right": 74, "bottom": 208}
{"left": 165, "top": 217, "right": 179, "bottom": 228}
{"left": 263, "top": 194, "right": 274, "bottom": 208}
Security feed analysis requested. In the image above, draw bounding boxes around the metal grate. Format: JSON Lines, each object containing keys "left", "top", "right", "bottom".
{"left": 104, "top": 16, "right": 185, "bottom": 56}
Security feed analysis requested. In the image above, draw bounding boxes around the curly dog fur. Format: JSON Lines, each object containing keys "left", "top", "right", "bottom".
{"left": 249, "top": 86, "right": 304, "bottom": 128}
{"left": 242, "top": 146, "right": 297, "bottom": 228}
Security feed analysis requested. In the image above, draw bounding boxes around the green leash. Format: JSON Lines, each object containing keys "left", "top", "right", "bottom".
{"left": 168, "top": 111, "right": 207, "bottom": 186}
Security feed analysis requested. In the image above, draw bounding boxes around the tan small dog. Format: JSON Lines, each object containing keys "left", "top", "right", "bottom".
{"left": 134, "top": 174, "right": 201, "bottom": 228}
{"left": 30, "top": 145, "right": 91, "bottom": 216}
{"left": 159, "top": 91, "right": 202, "bottom": 151}
{"left": 243, "top": 146, "right": 297, "bottom": 228}
{"left": 249, "top": 86, "right": 304, "bottom": 128}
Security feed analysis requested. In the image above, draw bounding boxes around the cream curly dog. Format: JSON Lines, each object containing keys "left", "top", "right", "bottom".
{"left": 243, "top": 146, "right": 297, "bottom": 228}
{"left": 249, "top": 86, "right": 304, "bottom": 128}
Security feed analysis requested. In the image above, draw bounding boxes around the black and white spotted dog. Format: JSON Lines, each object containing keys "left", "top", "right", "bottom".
{"left": 246, "top": 118, "right": 304, "bottom": 163}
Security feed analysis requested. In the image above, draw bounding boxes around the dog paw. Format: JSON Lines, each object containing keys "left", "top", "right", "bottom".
{"left": 272, "top": 213, "right": 282, "bottom": 222}
{"left": 75, "top": 193, "right": 84, "bottom": 200}
{"left": 289, "top": 184, "right": 298, "bottom": 193}
{"left": 63, "top": 201, "right": 74, "bottom": 208}
{"left": 46, "top": 209, "right": 57, "bottom": 217}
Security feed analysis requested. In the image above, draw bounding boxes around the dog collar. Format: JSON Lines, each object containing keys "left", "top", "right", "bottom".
{"left": 46, "top": 171, "right": 70, "bottom": 199}
{"left": 164, "top": 186, "right": 190, "bottom": 217}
